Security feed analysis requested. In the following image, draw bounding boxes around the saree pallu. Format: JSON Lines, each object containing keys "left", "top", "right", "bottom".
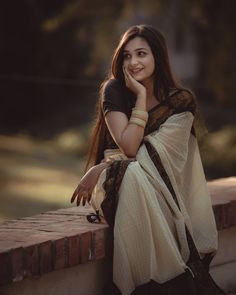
{"left": 91, "top": 111, "right": 225, "bottom": 295}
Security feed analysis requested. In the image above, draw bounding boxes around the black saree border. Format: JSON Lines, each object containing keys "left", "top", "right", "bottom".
{"left": 144, "top": 139, "right": 208, "bottom": 262}
{"left": 101, "top": 159, "right": 134, "bottom": 228}
{"left": 142, "top": 140, "right": 225, "bottom": 295}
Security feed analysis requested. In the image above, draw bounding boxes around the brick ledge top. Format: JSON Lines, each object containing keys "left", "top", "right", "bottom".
{"left": 0, "top": 206, "right": 109, "bottom": 286}
{"left": 208, "top": 176, "right": 236, "bottom": 231}
{"left": 0, "top": 177, "right": 236, "bottom": 286}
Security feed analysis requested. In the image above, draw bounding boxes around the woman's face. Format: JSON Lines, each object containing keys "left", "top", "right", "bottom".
{"left": 123, "top": 37, "right": 155, "bottom": 83}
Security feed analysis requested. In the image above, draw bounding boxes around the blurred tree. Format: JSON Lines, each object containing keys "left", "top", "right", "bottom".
{"left": 0, "top": 0, "right": 235, "bottom": 136}
{"left": 191, "top": 0, "right": 236, "bottom": 103}
{"left": 0, "top": 0, "right": 41, "bottom": 75}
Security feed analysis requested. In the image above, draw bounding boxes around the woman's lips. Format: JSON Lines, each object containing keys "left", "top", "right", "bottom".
{"left": 129, "top": 68, "right": 144, "bottom": 75}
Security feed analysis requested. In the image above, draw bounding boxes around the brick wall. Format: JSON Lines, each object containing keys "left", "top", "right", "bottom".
{"left": 0, "top": 177, "right": 235, "bottom": 293}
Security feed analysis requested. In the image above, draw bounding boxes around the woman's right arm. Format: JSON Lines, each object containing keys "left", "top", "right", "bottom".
{"left": 105, "top": 68, "right": 147, "bottom": 157}
{"left": 71, "top": 160, "right": 112, "bottom": 206}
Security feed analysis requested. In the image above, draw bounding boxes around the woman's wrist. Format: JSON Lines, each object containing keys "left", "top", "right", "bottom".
{"left": 136, "top": 88, "right": 147, "bottom": 100}
{"left": 136, "top": 90, "right": 147, "bottom": 110}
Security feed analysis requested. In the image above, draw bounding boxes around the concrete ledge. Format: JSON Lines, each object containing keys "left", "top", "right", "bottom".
{"left": 0, "top": 177, "right": 235, "bottom": 288}
{"left": 210, "top": 260, "right": 236, "bottom": 293}
{"left": 0, "top": 259, "right": 111, "bottom": 295}
{"left": 211, "top": 226, "right": 236, "bottom": 267}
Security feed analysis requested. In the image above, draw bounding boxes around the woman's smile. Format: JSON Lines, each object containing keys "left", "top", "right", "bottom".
{"left": 129, "top": 67, "right": 144, "bottom": 75}
{"left": 123, "top": 37, "right": 155, "bottom": 84}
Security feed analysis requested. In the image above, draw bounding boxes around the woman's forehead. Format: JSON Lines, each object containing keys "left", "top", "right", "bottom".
{"left": 123, "top": 37, "right": 151, "bottom": 52}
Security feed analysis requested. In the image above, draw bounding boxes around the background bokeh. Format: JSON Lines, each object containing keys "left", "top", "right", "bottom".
{"left": 0, "top": 0, "right": 235, "bottom": 222}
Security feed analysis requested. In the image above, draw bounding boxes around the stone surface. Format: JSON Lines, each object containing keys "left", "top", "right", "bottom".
{"left": 211, "top": 226, "right": 236, "bottom": 267}
{"left": 210, "top": 261, "right": 236, "bottom": 294}
{"left": 0, "top": 258, "right": 111, "bottom": 295}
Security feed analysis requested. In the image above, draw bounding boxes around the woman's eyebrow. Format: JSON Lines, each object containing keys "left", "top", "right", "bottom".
{"left": 123, "top": 47, "right": 148, "bottom": 53}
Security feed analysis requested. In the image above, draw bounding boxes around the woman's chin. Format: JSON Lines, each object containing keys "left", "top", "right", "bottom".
{"left": 132, "top": 76, "right": 144, "bottom": 82}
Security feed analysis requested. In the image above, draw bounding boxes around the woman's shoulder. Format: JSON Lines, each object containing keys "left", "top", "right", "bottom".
{"left": 102, "top": 79, "right": 127, "bottom": 114}
{"left": 168, "top": 88, "right": 197, "bottom": 114}
{"left": 102, "top": 79, "right": 124, "bottom": 101}
{"left": 103, "top": 79, "right": 123, "bottom": 94}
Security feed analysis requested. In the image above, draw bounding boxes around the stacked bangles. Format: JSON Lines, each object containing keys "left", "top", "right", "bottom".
{"left": 129, "top": 107, "right": 149, "bottom": 128}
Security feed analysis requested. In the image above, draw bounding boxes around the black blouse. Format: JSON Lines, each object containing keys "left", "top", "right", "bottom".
{"left": 101, "top": 78, "right": 196, "bottom": 151}
{"left": 102, "top": 79, "right": 136, "bottom": 119}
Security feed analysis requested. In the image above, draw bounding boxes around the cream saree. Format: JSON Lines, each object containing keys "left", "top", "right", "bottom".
{"left": 91, "top": 109, "right": 223, "bottom": 294}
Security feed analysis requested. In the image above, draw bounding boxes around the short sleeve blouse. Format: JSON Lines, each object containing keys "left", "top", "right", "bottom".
{"left": 102, "top": 79, "right": 135, "bottom": 118}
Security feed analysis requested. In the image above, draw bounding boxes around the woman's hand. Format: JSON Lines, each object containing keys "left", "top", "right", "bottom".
{"left": 70, "top": 161, "right": 111, "bottom": 206}
{"left": 123, "top": 66, "right": 146, "bottom": 97}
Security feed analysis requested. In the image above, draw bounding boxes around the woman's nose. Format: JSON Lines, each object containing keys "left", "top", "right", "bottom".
{"left": 130, "top": 56, "right": 138, "bottom": 66}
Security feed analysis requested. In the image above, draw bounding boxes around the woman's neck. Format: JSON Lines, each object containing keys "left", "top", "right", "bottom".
{"left": 142, "top": 78, "right": 152, "bottom": 96}
{"left": 141, "top": 77, "right": 157, "bottom": 102}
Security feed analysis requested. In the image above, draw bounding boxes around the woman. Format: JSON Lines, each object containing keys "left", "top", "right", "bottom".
{"left": 71, "top": 25, "right": 225, "bottom": 295}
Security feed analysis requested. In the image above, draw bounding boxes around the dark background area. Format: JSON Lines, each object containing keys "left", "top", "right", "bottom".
{"left": 0, "top": 0, "right": 235, "bottom": 221}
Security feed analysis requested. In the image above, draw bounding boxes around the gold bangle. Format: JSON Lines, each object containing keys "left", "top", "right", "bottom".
{"left": 132, "top": 108, "right": 148, "bottom": 116}
{"left": 132, "top": 108, "right": 148, "bottom": 121}
{"left": 131, "top": 113, "right": 148, "bottom": 122}
{"left": 129, "top": 117, "right": 146, "bottom": 128}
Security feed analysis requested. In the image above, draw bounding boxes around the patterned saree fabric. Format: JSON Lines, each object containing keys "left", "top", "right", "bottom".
{"left": 91, "top": 111, "right": 220, "bottom": 295}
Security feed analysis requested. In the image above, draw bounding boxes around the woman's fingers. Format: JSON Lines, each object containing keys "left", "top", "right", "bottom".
{"left": 76, "top": 187, "right": 84, "bottom": 206}
{"left": 126, "top": 68, "right": 136, "bottom": 83}
{"left": 71, "top": 185, "right": 85, "bottom": 206}
{"left": 123, "top": 66, "right": 129, "bottom": 84}
{"left": 123, "top": 66, "right": 130, "bottom": 78}
{"left": 82, "top": 191, "right": 87, "bottom": 206}
{"left": 80, "top": 190, "right": 92, "bottom": 206}
{"left": 72, "top": 189, "right": 91, "bottom": 206}
{"left": 70, "top": 187, "right": 79, "bottom": 203}
{"left": 123, "top": 65, "right": 146, "bottom": 96}
{"left": 76, "top": 193, "right": 81, "bottom": 206}
{"left": 70, "top": 165, "right": 101, "bottom": 206}
{"left": 123, "top": 66, "right": 135, "bottom": 88}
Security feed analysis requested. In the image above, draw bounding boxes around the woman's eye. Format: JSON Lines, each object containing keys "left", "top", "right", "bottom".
{"left": 123, "top": 54, "right": 131, "bottom": 59}
{"left": 138, "top": 51, "right": 146, "bottom": 56}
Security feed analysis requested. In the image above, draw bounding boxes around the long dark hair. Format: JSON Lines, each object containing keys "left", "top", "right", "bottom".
{"left": 85, "top": 24, "right": 199, "bottom": 171}
{"left": 111, "top": 24, "right": 183, "bottom": 101}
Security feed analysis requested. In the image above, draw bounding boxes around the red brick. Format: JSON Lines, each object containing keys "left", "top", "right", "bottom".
{"left": 0, "top": 251, "right": 12, "bottom": 286}
{"left": 39, "top": 241, "right": 52, "bottom": 274}
{"left": 213, "top": 200, "right": 236, "bottom": 230}
{"left": 11, "top": 247, "right": 23, "bottom": 282}
{"left": 92, "top": 229, "right": 106, "bottom": 260}
{"left": 23, "top": 245, "right": 39, "bottom": 277}
{"left": 79, "top": 232, "right": 92, "bottom": 264}
{"left": 227, "top": 201, "right": 236, "bottom": 228}
{"left": 67, "top": 235, "right": 80, "bottom": 267}
{"left": 52, "top": 238, "right": 67, "bottom": 270}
